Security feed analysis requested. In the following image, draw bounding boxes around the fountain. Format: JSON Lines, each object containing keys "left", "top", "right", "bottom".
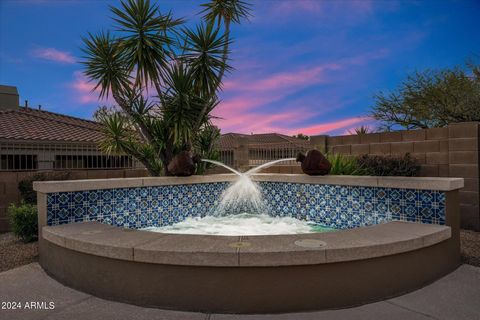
{"left": 201, "top": 157, "right": 297, "bottom": 217}
{"left": 143, "top": 158, "right": 329, "bottom": 235}
{"left": 34, "top": 154, "right": 462, "bottom": 313}
{"left": 213, "top": 174, "right": 265, "bottom": 216}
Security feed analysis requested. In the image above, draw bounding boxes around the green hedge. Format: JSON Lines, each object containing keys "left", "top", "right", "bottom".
{"left": 8, "top": 202, "right": 38, "bottom": 243}
{"left": 324, "top": 153, "right": 420, "bottom": 177}
{"left": 356, "top": 153, "right": 420, "bottom": 177}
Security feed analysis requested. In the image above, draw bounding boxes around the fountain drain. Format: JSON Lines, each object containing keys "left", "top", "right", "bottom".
{"left": 294, "top": 239, "right": 327, "bottom": 248}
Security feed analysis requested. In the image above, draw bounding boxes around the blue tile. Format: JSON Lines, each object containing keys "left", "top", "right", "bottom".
{"left": 45, "top": 181, "right": 445, "bottom": 229}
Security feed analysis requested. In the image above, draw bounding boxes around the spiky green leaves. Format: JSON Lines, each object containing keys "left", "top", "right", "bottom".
{"left": 200, "top": 0, "right": 252, "bottom": 24}
{"left": 110, "top": 0, "right": 184, "bottom": 89}
{"left": 83, "top": 0, "right": 250, "bottom": 176}
{"left": 182, "top": 22, "right": 232, "bottom": 96}
{"left": 81, "top": 32, "right": 131, "bottom": 98}
{"left": 99, "top": 111, "right": 164, "bottom": 175}
{"left": 162, "top": 63, "right": 219, "bottom": 145}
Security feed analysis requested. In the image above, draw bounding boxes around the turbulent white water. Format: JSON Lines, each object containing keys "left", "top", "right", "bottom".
{"left": 213, "top": 174, "right": 266, "bottom": 216}
{"left": 143, "top": 213, "right": 333, "bottom": 236}
{"left": 144, "top": 158, "right": 329, "bottom": 235}
{"left": 201, "top": 158, "right": 299, "bottom": 217}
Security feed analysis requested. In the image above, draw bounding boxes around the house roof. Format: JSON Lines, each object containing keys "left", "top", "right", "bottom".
{"left": 0, "top": 107, "right": 310, "bottom": 148}
{"left": 0, "top": 107, "right": 104, "bottom": 143}
{"left": 219, "top": 132, "right": 310, "bottom": 149}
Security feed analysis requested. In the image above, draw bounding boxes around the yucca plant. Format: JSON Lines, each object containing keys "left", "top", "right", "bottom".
{"left": 82, "top": 0, "right": 250, "bottom": 176}
{"left": 348, "top": 125, "right": 374, "bottom": 135}
{"left": 194, "top": 124, "right": 221, "bottom": 174}
{"left": 326, "top": 153, "right": 366, "bottom": 176}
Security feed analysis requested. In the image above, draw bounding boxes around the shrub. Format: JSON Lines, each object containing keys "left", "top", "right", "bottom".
{"left": 326, "top": 153, "right": 366, "bottom": 175}
{"left": 357, "top": 153, "right": 420, "bottom": 176}
{"left": 8, "top": 202, "right": 38, "bottom": 243}
{"left": 18, "top": 172, "right": 70, "bottom": 204}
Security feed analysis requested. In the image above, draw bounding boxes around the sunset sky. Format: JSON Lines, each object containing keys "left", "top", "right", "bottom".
{"left": 1, "top": 0, "right": 479, "bottom": 135}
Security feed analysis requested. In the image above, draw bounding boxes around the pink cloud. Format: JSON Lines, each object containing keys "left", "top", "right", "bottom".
{"left": 223, "top": 63, "right": 340, "bottom": 93}
{"left": 296, "top": 116, "right": 372, "bottom": 136}
{"left": 214, "top": 108, "right": 371, "bottom": 136}
{"left": 214, "top": 49, "right": 386, "bottom": 134}
{"left": 71, "top": 72, "right": 97, "bottom": 103}
{"left": 32, "top": 47, "right": 76, "bottom": 64}
{"left": 213, "top": 108, "right": 316, "bottom": 134}
{"left": 69, "top": 71, "right": 116, "bottom": 105}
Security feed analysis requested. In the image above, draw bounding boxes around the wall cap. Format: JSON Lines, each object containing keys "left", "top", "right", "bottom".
{"left": 33, "top": 173, "right": 464, "bottom": 193}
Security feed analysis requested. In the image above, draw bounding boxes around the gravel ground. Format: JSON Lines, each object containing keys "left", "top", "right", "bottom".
{"left": 0, "top": 233, "right": 38, "bottom": 272}
{"left": 461, "top": 229, "right": 480, "bottom": 267}
{"left": 0, "top": 229, "right": 479, "bottom": 272}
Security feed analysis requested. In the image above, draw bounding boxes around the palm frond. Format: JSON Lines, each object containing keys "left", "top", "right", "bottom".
{"left": 110, "top": 0, "right": 184, "bottom": 90}
{"left": 182, "top": 22, "right": 232, "bottom": 96}
{"left": 200, "top": 0, "right": 252, "bottom": 24}
{"left": 81, "top": 31, "right": 131, "bottom": 98}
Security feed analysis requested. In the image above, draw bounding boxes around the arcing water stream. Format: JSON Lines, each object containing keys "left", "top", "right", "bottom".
{"left": 201, "top": 158, "right": 297, "bottom": 216}
{"left": 143, "top": 158, "right": 335, "bottom": 235}
{"left": 199, "top": 159, "right": 243, "bottom": 176}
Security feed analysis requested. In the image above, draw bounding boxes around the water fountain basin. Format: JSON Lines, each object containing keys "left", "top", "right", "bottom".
{"left": 42, "top": 220, "right": 451, "bottom": 267}
{"left": 34, "top": 174, "right": 463, "bottom": 313}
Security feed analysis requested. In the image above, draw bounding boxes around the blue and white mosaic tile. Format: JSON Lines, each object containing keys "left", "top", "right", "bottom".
{"left": 46, "top": 182, "right": 229, "bottom": 228}
{"left": 258, "top": 182, "right": 445, "bottom": 229}
{"left": 46, "top": 181, "right": 446, "bottom": 229}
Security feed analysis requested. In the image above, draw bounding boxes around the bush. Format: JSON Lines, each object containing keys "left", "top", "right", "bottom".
{"left": 326, "top": 153, "right": 366, "bottom": 175}
{"left": 18, "top": 172, "right": 70, "bottom": 204}
{"left": 8, "top": 202, "right": 38, "bottom": 243}
{"left": 357, "top": 153, "right": 420, "bottom": 176}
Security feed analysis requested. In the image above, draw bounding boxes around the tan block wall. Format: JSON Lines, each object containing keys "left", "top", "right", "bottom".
{"left": 0, "top": 169, "right": 149, "bottom": 232}
{"left": 322, "top": 122, "right": 480, "bottom": 230}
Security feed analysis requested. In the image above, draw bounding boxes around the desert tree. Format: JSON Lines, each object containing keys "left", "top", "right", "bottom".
{"left": 371, "top": 60, "right": 480, "bottom": 131}
{"left": 82, "top": 0, "right": 251, "bottom": 175}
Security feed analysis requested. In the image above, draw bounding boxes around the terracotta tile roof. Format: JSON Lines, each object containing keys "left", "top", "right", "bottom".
{"left": 0, "top": 108, "right": 310, "bottom": 149}
{"left": 219, "top": 133, "right": 310, "bottom": 149}
{"left": 0, "top": 107, "right": 104, "bottom": 143}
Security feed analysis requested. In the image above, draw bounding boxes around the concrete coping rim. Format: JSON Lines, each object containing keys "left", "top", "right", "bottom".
{"left": 42, "top": 221, "right": 451, "bottom": 267}
{"left": 33, "top": 173, "right": 464, "bottom": 193}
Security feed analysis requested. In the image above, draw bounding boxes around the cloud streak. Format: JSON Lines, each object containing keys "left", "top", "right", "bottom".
{"left": 32, "top": 47, "right": 76, "bottom": 64}
{"left": 70, "top": 71, "right": 111, "bottom": 105}
{"left": 215, "top": 48, "right": 388, "bottom": 134}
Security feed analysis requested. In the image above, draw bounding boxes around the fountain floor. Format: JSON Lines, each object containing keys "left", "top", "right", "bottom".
{"left": 142, "top": 213, "right": 335, "bottom": 236}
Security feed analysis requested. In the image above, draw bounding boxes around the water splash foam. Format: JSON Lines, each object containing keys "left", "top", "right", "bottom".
{"left": 201, "top": 158, "right": 299, "bottom": 216}
{"left": 144, "top": 213, "right": 334, "bottom": 235}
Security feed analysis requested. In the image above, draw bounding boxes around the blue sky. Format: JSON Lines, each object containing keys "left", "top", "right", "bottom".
{"left": 1, "top": 0, "right": 479, "bottom": 135}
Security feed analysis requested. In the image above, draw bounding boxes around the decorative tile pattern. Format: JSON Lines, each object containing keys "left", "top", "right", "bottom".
{"left": 258, "top": 182, "right": 445, "bottom": 229}
{"left": 46, "top": 182, "right": 228, "bottom": 228}
{"left": 46, "top": 181, "right": 446, "bottom": 229}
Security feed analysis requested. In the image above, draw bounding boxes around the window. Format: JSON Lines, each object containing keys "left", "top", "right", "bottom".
{"left": 0, "top": 154, "right": 38, "bottom": 170}
{"left": 54, "top": 155, "right": 133, "bottom": 169}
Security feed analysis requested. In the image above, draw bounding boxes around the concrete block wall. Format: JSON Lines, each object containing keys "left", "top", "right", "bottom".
{"left": 315, "top": 122, "right": 480, "bottom": 230}
{"left": 0, "top": 169, "right": 149, "bottom": 232}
